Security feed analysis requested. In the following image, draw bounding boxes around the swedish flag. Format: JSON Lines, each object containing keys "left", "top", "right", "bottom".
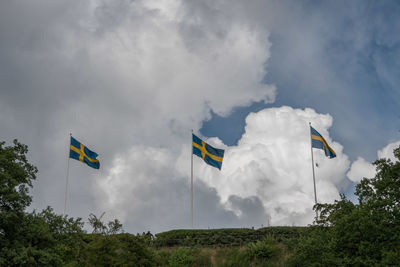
{"left": 69, "top": 136, "right": 100, "bottom": 169}
{"left": 192, "top": 134, "right": 224, "bottom": 170}
{"left": 310, "top": 126, "right": 336, "bottom": 159}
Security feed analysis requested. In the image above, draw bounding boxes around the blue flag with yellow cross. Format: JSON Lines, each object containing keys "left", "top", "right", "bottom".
{"left": 192, "top": 134, "right": 224, "bottom": 170}
{"left": 69, "top": 136, "right": 100, "bottom": 169}
{"left": 310, "top": 126, "right": 336, "bottom": 159}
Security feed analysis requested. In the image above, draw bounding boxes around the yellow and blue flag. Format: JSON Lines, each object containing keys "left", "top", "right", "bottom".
{"left": 70, "top": 136, "right": 100, "bottom": 169}
{"left": 192, "top": 134, "right": 224, "bottom": 170}
{"left": 310, "top": 126, "right": 336, "bottom": 158}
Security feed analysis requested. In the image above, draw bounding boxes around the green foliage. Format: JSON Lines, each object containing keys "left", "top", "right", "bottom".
{"left": 0, "top": 140, "right": 38, "bottom": 245}
{"left": 107, "top": 219, "right": 123, "bottom": 235}
{"left": 0, "top": 140, "right": 85, "bottom": 266}
{"left": 81, "top": 234, "right": 157, "bottom": 266}
{"left": 4, "top": 138, "right": 400, "bottom": 266}
{"left": 285, "top": 226, "right": 341, "bottom": 267}
{"left": 213, "top": 247, "right": 248, "bottom": 267}
{"left": 88, "top": 212, "right": 107, "bottom": 234}
{"left": 37, "top": 207, "right": 85, "bottom": 264}
{"left": 191, "top": 248, "right": 213, "bottom": 266}
{"left": 245, "top": 237, "right": 279, "bottom": 261}
{"left": 82, "top": 213, "right": 159, "bottom": 266}
{"left": 0, "top": 140, "right": 37, "bottom": 211}
{"left": 168, "top": 248, "right": 194, "bottom": 267}
{"left": 287, "top": 145, "right": 400, "bottom": 266}
{"left": 0, "top": 207, "right": 85, "bottom": 266}
{"left": 152, "top": 237, "right": 287, "bottom": 267}
{"left": 154, "top": 227, "right": 306, "bottom": 248}
{"left": 155, "top": 247, "right": 213, "bottom": 267}
{"left": 88, "top": 212, "right": 123, "bottom": 235}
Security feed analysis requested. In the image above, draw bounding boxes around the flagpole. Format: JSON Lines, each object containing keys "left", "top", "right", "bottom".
{"left": 191, "top": 129, "right": 194, "bottom": 229}
{"left": 63, "top": 133, "right": 71, "bottom": 216}
{"left": 309, "top": 122, "right": 318, "bottom": 221}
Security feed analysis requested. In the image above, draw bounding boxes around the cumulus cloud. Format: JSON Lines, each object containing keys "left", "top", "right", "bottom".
{"left": 97, "top": 106, "right": 350, "bottom": 231}
{"left": 347, "top": 141, "right": 400, "bottom": 183}
{"left": 192, "top": 106, "right": 350, "bottom": 226}
{"left": 377, "top": 141, "right": 400, "bottom": 162}
{"left": 346, "top": 157, "right": 376, "bottom": 183}
{"left": 96, "top": 146, "right": 270, "bottom": 232}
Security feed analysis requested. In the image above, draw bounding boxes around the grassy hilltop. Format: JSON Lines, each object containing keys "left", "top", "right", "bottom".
{"left": 77, "top": 226, "right": 307, "bottom": 266}
{"left": 152, "top": 227, "right": 306, "bottom": 266}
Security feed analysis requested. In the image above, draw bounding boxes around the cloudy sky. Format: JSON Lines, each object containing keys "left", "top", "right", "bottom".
{"left": 1, "top": 0, "right": 400, "bottom": 233}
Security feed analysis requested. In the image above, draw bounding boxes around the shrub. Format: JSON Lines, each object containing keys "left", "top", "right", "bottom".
{"left": 168, "top": 248, "right": 194, "bottom": 267}
{"left": 245, "top": 237, "right": 280, "bottom": 261}
{"left": 214, "top": 247, "right": 248, "bottom": 267}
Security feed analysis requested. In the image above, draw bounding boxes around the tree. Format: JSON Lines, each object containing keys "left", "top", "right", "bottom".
{"left": 88, "top": 212, "right": 123, "bottom": 235}
{"left": 84, "top": 213, "right": 156, "bottom": 266}
{"left": 88, "top": 212, "right": 108, "bottom": 234}
{"left": 288, "top": 145, "right": 400, "bottom": 266}
{"left": 0, "top": 140, "right": 38, "bottom": 250}
{"left": 0, "top": 140, "right": 86, "bottom": 266}
{"left": 81, "top": 233, "right": 157, "bottom": 266}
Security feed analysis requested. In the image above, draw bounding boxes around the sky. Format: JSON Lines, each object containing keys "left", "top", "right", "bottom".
{"left": 1, "top": 0, "right": 400, "bottom": 234}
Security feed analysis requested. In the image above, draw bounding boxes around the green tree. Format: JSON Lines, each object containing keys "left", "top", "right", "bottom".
{"left": 288, "top": 145, "right": 400, "bottom": 266}
{"left": 0, "top": 140, "right": 85, "bottom": 266}
{"left": 81, "top": 234, "right": 156, "bottom": 266}
{"left": 88, "top": 212, "right": 123, "bottom": 235}
{"left": 0, "top": 139, "right": 38, "bottom": 264}
{"left": 88, "top": 212, "right": 107, "bottom": 234}
{"left": 0, "top": 140, "right": 37, "bottom": 238}
{"left": 35, "top": 207, "right": 85, "bottom": 265}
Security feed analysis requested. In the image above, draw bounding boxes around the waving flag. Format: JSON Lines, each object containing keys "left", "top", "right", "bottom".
{"left": 192, "top": 134, "right": 224, "bottom": 170}
{"left": 310, "top": 126, "right": 336, "bottom": 158}
{"left": 69, "top": 136, "right": 100, "bottom": 169}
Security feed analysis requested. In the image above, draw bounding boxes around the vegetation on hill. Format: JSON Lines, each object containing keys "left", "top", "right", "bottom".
{"left": 154, "top": 227, "right": 306, "bottom": 248}
{"left": 1, "top": 139, "right": 399, "bottom": 266}
{"left": 287, "top": 146, "right": 400, "bottom": 266}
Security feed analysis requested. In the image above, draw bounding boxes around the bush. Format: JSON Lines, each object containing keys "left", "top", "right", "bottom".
{"left": 81, "top": 234, "right": 157, "bottom": 266}
{"left": 244, "top": 236, "right": 281, "bottom": 266}
{"left": 153, "top": 227, "right": 306, "bottom": 248}
{"left": 246, "top": 240, "right": 279, "bottom": 260}
{"left": 214, "top": 247, "right": 248, "bottom": 267}
{"left": 168, "top": 248, "right": 194, "bottom": 267}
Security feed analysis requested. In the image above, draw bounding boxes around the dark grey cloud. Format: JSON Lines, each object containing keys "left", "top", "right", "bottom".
{"left": 0, "top": 0, "right": 275, "bottom": 233}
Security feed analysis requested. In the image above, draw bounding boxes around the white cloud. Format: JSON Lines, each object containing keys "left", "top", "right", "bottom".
{"left": 96, "top": 145, "right": 270, "bottom": 232}
{"left": 346, "top": 157, "right": 376, "bottom": 183}
{"left": 194, "top": 106, "right": 350, "bottom": 226}
{"left": 347, "top": 141, "right": 400, "bottom": 183}
{"left": 377, "top": 141, "right": 400, "bottom": 162}
{"left": 98, "top": 106, "right": 351, "bottom": 231}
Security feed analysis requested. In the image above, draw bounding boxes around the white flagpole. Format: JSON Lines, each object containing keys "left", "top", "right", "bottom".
{"left": 63, "top": 133, "right": 71, "bottom": 216}
{"left": 309, "top": 123, "right": 318, "bottom": 221}
{"left": 191, "top": 129, "right": 194, "bottom": 229}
